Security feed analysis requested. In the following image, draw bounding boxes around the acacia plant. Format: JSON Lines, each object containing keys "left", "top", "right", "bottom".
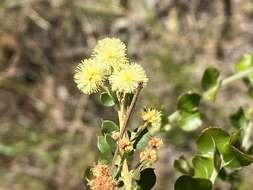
{"left": 74, "top": 37, "right": 253, "bottom": 190}
{"left": 171, "top": 54, "right": 253, "bottom": 189}
{"left": 74, "top": 37, "right": 163, "bottom": 190}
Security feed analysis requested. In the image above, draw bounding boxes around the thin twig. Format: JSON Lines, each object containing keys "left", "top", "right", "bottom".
{"left": 221, "top": 68, "right": 253, "bottom": 87}
{"left": 111, "top": 83, "right": 143, "bottom": 173}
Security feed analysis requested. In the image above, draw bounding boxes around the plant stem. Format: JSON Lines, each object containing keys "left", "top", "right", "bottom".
{"left": 168, "top": 69, "right": 253, "bottom": 124}
{"left": 242, "top": 122, "right": 253, "bottom": 151}
{"left": 210, "top": 169, "right": 218, "bottom": 184}
{"left": 221, "top": 68, "right": 253, "bottom": 87}
{"left": 111, "top": 83, "right": 143, "bottom": 173}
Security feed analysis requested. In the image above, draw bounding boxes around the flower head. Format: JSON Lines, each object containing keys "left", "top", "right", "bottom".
{"left": 148, "top": 137, "right": 163, "bottom": 149}
{"left": 74, "top": 59, "right": 106, "bottom": 94}
{"left": 91, "top": 164, "right": 110, "bottom": 177}
{"left": 140, "top": 148, "right": 158, "bottom": 163}
{"left": 88, "top": 176, "right": 117, "bottom": 190}
{"left": 141, "top": 108, "right": 161, "bottom": 128}
{"left": 93, "top": 38, "right": 127, "bottom": 69}
{"left": 109, "top": 63, "right": 148, "bottom": 93}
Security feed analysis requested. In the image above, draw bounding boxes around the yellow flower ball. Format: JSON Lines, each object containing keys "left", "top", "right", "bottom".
{"left": 141, "top": 108, "right": 161, "bottom": 128}
{"left": 109, "top": 63, "right": 148, "bottom": 93}
{"left": 93, "top": 37, "right": 128, "bottom": 70}
{"left": 74, "top": 59, "right": 106, "bottom": 94}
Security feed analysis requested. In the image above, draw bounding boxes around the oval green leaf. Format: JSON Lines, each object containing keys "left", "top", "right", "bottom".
{"left": 101, "top": 120, "right": 119, "bottom": 134}
{"left": 97, "top": 136, "right": 111, "bottom": 154}
{"left": 175, "top": 175, "right": 212, "bottom": 190}
{"left": 201, "top": 67, "right": 220, "bottom": 101}
{"left": 197, "top": 127, "right": 230, "bottom": 157}
{"left": 235, "top": 53, "right": 253, "bottom": 83}
{"left": 100, "top": 92, "right": 115, "bottom": 107}
{"left": 193, "top": 156, "right": 214, "bottom": 179}
{"left": 177, "top": 111, "right": 202, "bottom": 131}
{"left": 136, "top": 168, "right": 156, "bottom": 190}
{"left": 177, "top": 92, "right": 201, "bottom": 113}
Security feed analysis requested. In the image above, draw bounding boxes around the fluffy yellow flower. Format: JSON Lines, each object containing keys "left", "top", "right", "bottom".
{"left": 93, "top": 38, "right": 128, "bottom": 69}
{"left": 141, "top": 108, "right": 161, "bottom": 128}
{"left": 74, "top": 59, "right": 106, "bottom": 94}
{"left": 109, "top": 63, "right": 148, "bottom": 93}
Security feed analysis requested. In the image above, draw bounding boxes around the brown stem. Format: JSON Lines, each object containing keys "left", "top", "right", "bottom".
{"left": 110, "top": 83, "right": 143, "bottom": 173}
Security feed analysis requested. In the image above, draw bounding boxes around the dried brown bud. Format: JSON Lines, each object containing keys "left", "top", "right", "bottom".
{"left": 91, "top": 164, "right": 110, "bottom": 177}
{"left": 88, "top": 176, "right": 117, "bottom": 190}
{"left": 119, "top": 137, "right": 133, "bottom": 152}
{"left": 140, "top": 148, "right": 158, "bottom": 163}
{"left": 148, "top": 137, "right": 163, "bottom": 149}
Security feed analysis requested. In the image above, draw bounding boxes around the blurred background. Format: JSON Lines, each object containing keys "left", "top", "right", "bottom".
{"left": 1, "top": 0, "right": 253, "bottom": 189}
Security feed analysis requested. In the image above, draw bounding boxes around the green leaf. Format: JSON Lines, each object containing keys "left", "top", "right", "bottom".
{"left": 197, "top": 127, "right": 230, "bottom": 157}
{"left": 201, "top": 67, "right": 220, "bottom": 101}
{"left": 100, "top": 92, "right": 115, "bottom": 107}
{"left": 236, "top": 54, "right": 253, "bottom": 72}
{"left": 222, "top": 144, "right": 241, "bottom": 168}
{"left": 193, "top": 155, "right": 214, "bottom": 179}
{"left": 136, "top": 168, "right": 156, "bottom": 190}
{"left": 97, "top": 136, "right": 111, "bottom": 154}
{"left": 177, "top": 92, "right": 201, "bottom": 113}
{"left": 221, "top": 145, "right": 253, "bottom": 169}
{"left": 229, "top": 130, "right": 242, "bottom": 147}
{"left": 230, "top": 108, "right": 248, "bottom": 129}
{"left": 236, "top": 53, "right": 253, "bottom": 83}
{"left": 177, "top": 111, "right": 202, "bottom": 131}
{"left": 133, "top": 128, "right": 150, "bottom": 150}
{"left": 101, "top": 120, "right": 119, "bottom": 134}
{"left": 174, "top": 156, "right": 194, "bottom": 175}
{"left": 230, "top": 145, "right": 253, "bottom": 166}
{"left": 136, "top": 132, "right": 150, "bottom": 150}
{"left": 106, "top": 135, "right": 116, "bottom": 152}
{"left": 175, "top": 175, "right": 212, "bottom": 190}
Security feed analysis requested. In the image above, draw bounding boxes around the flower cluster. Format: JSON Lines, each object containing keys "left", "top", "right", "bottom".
{"left": 140, "top": 137, "right": 163, "bottom": 164}
{"left": 74, "top": 37, "right": 163, "bottom": 190}
{"left": 88, "top": 164, "right": 117, "bottom": 190}
{"left": 74, "top": 37, "right": 148, "bottom": 94}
